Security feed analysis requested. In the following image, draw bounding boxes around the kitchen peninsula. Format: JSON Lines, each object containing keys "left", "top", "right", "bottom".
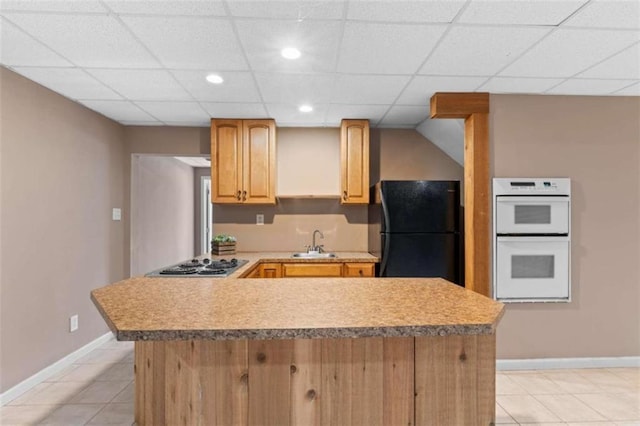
{"left": 91, "top": 253, "right": 504, "bottom": 425}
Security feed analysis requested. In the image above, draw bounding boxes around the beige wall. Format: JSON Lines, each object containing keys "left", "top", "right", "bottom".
{"left": 130, "top": 156, "right": 195, "bottom": 276}
{"left": 492, "top": 94, "right": 640, "bottom": 358}
{"left": 0, "top": 68, "right": 126, "bottom": 392}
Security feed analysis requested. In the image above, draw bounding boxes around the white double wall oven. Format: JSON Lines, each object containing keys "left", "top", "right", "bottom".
{"left": 493, "top": 178, "right": 571, "bottom": 302}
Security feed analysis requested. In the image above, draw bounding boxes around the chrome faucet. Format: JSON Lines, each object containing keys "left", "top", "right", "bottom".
{"left": 310, "top": 229, "right": 324, "bottom": 253}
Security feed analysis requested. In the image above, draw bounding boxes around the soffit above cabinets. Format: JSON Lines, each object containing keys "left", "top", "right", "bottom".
{"left": 0, "top": 0, "right": 638, "bottom": 128}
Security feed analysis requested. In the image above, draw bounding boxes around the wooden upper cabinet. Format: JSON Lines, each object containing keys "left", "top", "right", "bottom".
{"left": 211, "top": 119, "right": 276, "bottom": 204}
{"left": 340, "top": 119, "right": 369, "bottom": 204}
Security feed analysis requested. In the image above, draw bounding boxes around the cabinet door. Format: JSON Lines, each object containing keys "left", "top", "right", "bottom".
{"left": 343, "top": 263, "right": 375, "bottom": 277}
{"left": 340, "top": 119, "right": 369, "bottom": 204}
{"left": 260, "top": 263, "right": 282, "bottom": 278}
{"left": 243, "top": 120, "right": 276, "bottom": 204}
{"left": 281, "top": 263, "right": 343, "bottom": 278}
{"left": 211, "top": 119, "right": 243, "bottom": 203}
{"left": 243, "top": 265, "right": 261, "bottom": 278}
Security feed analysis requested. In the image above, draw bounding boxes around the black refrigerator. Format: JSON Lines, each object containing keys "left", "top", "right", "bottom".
{"left": 368, "top": 180, "right": 463, "bottom": 285}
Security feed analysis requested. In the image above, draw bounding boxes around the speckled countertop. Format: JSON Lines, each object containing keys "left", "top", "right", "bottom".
{"left": 91, "top": 252, "right": 504, "bottom": 341}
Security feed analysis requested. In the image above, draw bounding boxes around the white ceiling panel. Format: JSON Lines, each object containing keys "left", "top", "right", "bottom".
{"left": 325, "top": 104, "right": 390, "bottom": 125}
{"left": 87, "top": 69, "right": 192, "bottom": 101}
{"left": 458, "top": 0, "right": 587, "bottom": 26}
{"left": 12, "top": 67, "right": 122, "bottom": 100}
{"left": 5, "top": 13, "right": 161, "bottom": 68}
{"left": 174, "top": 156, "right": 211, "bottom": 167}
{"left": 79, "top": 100, "right": 156, "bottom": 122}
{"left": 331, "top": 74, "right": 411, "bottom": 104}
{"left": 346, "top": 0, "right": 465, "bottom": 23}
{"left": 337, "top": 22, "right": 446, "bottom": 74}
{"left": 235, "top": 19, "right": 343, "bottom": 73}
{"left": 202, "top": 102, "right": 268, "bottom": 118}
{"left": 266, "top": 103, "right": 329, "bottom": 125}
{"left": 121, "top": 121, "right": 164, "bottom": 126}
{"left": 577, "top": 43, "right": 640, "bottom": 79}
{"left": 379, "top": 105, "right": 430, "bottom": 126}
{"left": 564, "top": 0, "right": 640, "bottom": 29}
{"left": 0, "top": 0, "right": 107, "bottom": 13}
{"left": 614, "top": 81, "right": 640, "bottom": 95}
{"left": 228, "top": 1, "right": 344, "bottom": 20}
{"left": 0, "top": 18, "right": 71, "bottom": 67}
{"left": 395, "top": 75, "right": 487, "bottom": 105}
{"left": 546, "top": 78, "right": 636, "bottom": 95}
{"left": 172, "top": 70, "right": 261, "bottom": 102}
{"left": 120, "top": 16, "right": 247, "bottom": 70}
{"left": 104, "top": 0, "right": 227, "bottom": 16}
{"left": 255, "top": 72, "right": 335, "bottom": 104}
{"left": 501, "top": 29, "right": 640, "bottom": 78}
{"left": 478, "top": 76, "right": 564, "bottom": 93}
{"left": 420, "top": 26, "right": 551, "bottom": 76}
{"left": 135, "top": 101, "right": 209, "bottom": 123}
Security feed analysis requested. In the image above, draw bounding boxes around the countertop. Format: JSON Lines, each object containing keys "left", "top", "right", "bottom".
{"left": 91, "top": 252, "right": 504, "bottom": 341}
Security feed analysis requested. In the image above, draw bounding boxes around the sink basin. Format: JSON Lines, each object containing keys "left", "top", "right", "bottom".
{"left": 291, "top": 252, "right": 337, "bottom": 259}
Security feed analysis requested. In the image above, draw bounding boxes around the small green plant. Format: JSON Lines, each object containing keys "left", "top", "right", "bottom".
{"left": 212, "top": 234, "right": 236, "bottom": 243}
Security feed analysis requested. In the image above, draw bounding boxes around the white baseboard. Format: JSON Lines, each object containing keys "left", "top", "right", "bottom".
{"left": 497, "top": 356, "right": 640, "bottom": 371}
{"left": 0, "top": 332, "right": 114, "bottom": 406}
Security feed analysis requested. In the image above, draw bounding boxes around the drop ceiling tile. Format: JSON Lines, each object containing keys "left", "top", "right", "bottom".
{"left": 564, "top": 0, "right": 640, "bottom": 29}
{"left": 379, "top": 105, "right": 430, "bottom": 127}
{"left": 500, "top": 28, "right": 640, "bottom": 78}
{"left": 420, "top": 26, "right": 551, "bottom": 76}
{"left": 396, "top": 76, "right": 487, "bottom": 105}
{"left": 120, "top": 16, "right": 247, "bottom": 70}
{"left": 458, "top": 0, "right": 587, "bottom": 26}
{"left": 235, "top": 19, "right": 342, "bottom": 72}
{"left": 346, "top": 0, "right": 465, "bottom": 23}
{"left": 0, "top": 18, "right": 71, "bottom": 66}
{"left": 104, "top": 0, "right": 226, "bottom": 16}
{"left": 5, "top": 13, "right": 161, "bottom": 68}
{"left": 0, "top": 0, "right": 107, "bottom": 13}
{"left": 614, "top": 81, "right": 640, "bottom": 95}
{"left": 228, "top": 1, "right": 344, "bottom": 20}
{"left": 325, "top": 104, "right": 389, "bottom": 125}
{"left": 266, "top": 103, "right": 329, "bottom": 125}
{"left": 135, "top": 101, "right": 209, "bottom": 123}
{"left": 254, "top": 73, "right": 335, "bottom": 104}
{"left": 12, "top": 67, "right": 122, "bottom": 100}
{"left": 121, "top": 121, "right": 164, "bottom": 126}
{"left": 79, "top": 100, "right": 156, "bottom": 122}
{"left": 87, "top": 69, "right": 192, "bottom": 101}
{"left": 578, "top": 43, "right": 640, "bottom": 79}
{"left": 331, "top": 74, "right": 411, "bottom": 104}
{"left": 338, "top": 22, "right": 446, "bottom": 74}
{"left": 174, "top": 157, "right": 211, "bottom": 167}
{"left": 201, "top": 102, "right": 268, "bottom": 118}
{"left": 171, "top": 70, "right": 260, "bottom": 102}
{"left": 546, "top": 78, "right": 637, "bottom": 95}
{"left": 478, "top": 76, "right": 564, "bottom": 93}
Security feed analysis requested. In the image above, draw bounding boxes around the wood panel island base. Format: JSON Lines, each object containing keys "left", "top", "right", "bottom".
{"left": 91, "top": 269, "right": 504, "bottom": 426}
{"left": 135, "top": 334, "right": 495, "bottom": 425}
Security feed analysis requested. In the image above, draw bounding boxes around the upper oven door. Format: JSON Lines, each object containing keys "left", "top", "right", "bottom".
{"left": 496, "top": 196, "right": 569, "bottom": 235}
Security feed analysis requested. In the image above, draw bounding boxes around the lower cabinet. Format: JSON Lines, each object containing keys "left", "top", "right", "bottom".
{"left": 243, "top": 262, "right": 375, "bottom": 278}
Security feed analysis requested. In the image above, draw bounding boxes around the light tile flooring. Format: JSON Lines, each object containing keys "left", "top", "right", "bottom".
{"left": 1, "top": 339, "right": 638, "bottom": 425}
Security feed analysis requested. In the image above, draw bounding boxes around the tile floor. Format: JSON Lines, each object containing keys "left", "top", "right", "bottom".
{"left": 1, "top": 339, "right": 638, "bottom": 425}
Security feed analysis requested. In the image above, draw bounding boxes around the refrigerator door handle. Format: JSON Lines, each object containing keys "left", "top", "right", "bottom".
{"left": 380, "top": 186, "right": 391, "bottom": 233}
{"left": 379, "top": 233, "right": 390, "bottom": 277}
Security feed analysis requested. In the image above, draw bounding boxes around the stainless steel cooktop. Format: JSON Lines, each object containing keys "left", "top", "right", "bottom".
{"left": 145, "top": 257, "right": 248, "bottom": 278}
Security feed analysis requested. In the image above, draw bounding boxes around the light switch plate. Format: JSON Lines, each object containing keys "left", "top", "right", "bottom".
{"left": 112, "top": 208, "right": 121, "bottom": 221}
{"left": 256, "top": 214, "right": 264, "bottom": 225}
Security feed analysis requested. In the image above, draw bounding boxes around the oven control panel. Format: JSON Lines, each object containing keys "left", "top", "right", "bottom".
{"left": 494, "top": 178, "right": 571, "bottom": 196}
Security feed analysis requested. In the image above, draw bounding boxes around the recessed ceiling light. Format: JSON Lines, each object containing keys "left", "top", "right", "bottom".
{"left": 281, "top": 47, "right": 301, "bottom": 60}
{"left": 206, "top": 74, "right": 224, "bottom": 84}
{"left": 299, "top": 105, "right": 313, "bottom": 113}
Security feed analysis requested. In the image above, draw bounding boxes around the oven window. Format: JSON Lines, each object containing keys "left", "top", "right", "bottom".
{"left": 514, "top": 205, "right": 551, "bottom": 224}
{"left": 512, "top": 255, "right": 555, "bottom": 278}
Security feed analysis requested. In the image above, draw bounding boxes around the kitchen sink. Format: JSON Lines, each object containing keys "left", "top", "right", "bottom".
{"left": 291, "top": 252, "right": 337, "bottom": 259}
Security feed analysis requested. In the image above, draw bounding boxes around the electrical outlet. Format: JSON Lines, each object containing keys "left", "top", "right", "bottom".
{"left": 112, "top": 208, "right": 121, "bottom": 221}
{"left": 70, "top": 314, "right": 79, "bottom": 332}
{"left": 256, "top": 214, "right": 264, "bottom": 225}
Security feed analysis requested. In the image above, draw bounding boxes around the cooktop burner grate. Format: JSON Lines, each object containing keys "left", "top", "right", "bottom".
{"left": 146, "top": 258, "right": 248, "bottom": 278}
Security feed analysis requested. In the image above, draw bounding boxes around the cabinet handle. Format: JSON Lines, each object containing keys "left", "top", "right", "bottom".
{"left": 359, "top": 269, "right": 363, "bottom": 276}
{"left": 242, "top": 190, "right": 247, "bottom": 201}
{"left": 343, "top": 190, "right": 348, "bottom": 201}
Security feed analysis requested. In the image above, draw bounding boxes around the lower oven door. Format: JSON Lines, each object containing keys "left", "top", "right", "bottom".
{"left": 495, "top": 236, "right": 570, "bottom": 301}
